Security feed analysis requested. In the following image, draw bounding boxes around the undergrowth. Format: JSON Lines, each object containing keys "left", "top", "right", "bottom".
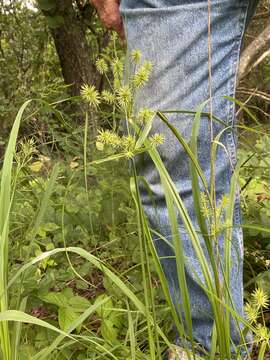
{"left": 0, "top": 49, "right": 269, "bottom": 360}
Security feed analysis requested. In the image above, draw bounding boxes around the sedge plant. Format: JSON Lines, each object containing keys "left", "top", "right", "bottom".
{"left": 81, "top": 50, "right": 270, "bottom": 359}
{"left": 0, "top": 47, "right": 269, "bottom": 359}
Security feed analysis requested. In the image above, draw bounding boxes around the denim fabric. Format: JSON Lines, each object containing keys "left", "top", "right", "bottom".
{"left": 120, "top": 0, "right": 258, "bottom": 354}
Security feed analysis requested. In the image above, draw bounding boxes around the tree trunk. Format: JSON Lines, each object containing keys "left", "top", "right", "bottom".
{"left": 39, "top": 0, "right": 100, "bottom": 96}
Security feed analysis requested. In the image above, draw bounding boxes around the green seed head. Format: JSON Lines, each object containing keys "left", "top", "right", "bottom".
{"left": 252, "top": 287, "right": 269, "bottom": 309}
{"left": 122, "top": 134, "right": 136, "bottom": 151}
{"left": 150, "top": 133, "right": 165, "bottom": 146}
{"left": 244, "top": 303, "right": 258, "bottom": 323}
{"left": 96, "top": 58, "right": 109, "bottom": 74}
{"left": 97, "top": 129, "right": 121, "bottom": 148}
{"left": 80, "top": 84, "right": 100, "bottom": 108}
{"left": 102, "top": 90, "right": 115, "bottom": 104}
{"left": 112, "top": 58, "right": 124, "bottom": 77}
{"left": 131, "top": 49, "right": 142, "bottom": 63}
{"left": 133, "top": 61, "right": 152, "bottom": 88}
{"left": 117, "top": 86, "right": 132, "bottom": 108}
{"left": 137, "top": 108, "right": 155, "bottom": 124}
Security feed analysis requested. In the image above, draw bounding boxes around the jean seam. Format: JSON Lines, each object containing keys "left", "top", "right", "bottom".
{"left": 120, "top": 0, "right": 244, "bottom": 15}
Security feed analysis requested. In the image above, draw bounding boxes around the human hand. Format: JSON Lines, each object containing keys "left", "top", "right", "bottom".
{"left": 91, "top": 0, "right": 125, "bottom": 40}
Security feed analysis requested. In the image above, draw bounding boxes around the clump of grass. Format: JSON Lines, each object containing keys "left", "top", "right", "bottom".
{"left": 81, "top": 50, "right": 270, "bottom": 359}
{"left": 1, "top": 48, "right": 270, "bottom": 360}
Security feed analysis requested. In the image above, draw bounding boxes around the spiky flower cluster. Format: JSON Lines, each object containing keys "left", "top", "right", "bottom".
{"left": 220, "top": 195, "right": 229, "bottom": 208}
{"left": 112, "top": 58, "right": 124, "bottom": 78}
{"left": 81, "top": 84, "right": 100, "bottom": 108}
{"left": 122, "top": 134, "right": 136, "bottom": 152}
{"left": 102, "top": 90, "right": 115, "bottom": 104}
{"left": 199, "top": 192, "right": 231, "bottom": 237}
{"left": 97, "top": 129, "right": 122, "bottom": 148}
{"left": 131, "top": 49, "right": 142, "bottom": 63}
{"left": 116, "top": 85, "right": 132, "bottom": 108}
{"left": 137, "top": 108, "right": 155, "bottom": 124}
{"left": 133, "top": 61, "right": 153, "bottom": 88}
{"left": 254, "top": 323, "right": 270, "bottom": 344}
{"left": 88, "top": 51, "right": 164, "bottom": 158}
{"left": 96, "top": 58, "right": 109, "bottom": 74}
{"left": 19, "top": 139, "right": 37, "bottom": 158}
{"left": 244, "top": 287, "right": 270, "bottom": 345}
{"left": 251, "top": 287, "right": 269, "bottom": 310}
{"left": 219, "top": 194, "right": 229, "bottom": 212}
{"left": 244, "top": 302, "right": 258, "bottom": 324}
{"left": 97, "top": 130, "right": 137, "bottom": 158}
{"left": 150, "top": 133, "right": 165, "bottom": 146}
{"left": 200, "top": 192, "right": 211, "bottom": 218}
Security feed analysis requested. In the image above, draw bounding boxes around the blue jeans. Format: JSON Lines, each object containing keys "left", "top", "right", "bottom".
{"left": 120, "top": 0, "right": 258, "bottom": 355}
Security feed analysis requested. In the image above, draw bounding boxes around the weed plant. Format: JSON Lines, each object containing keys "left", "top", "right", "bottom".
{"left": 0, "top": 49, "right": 270, "bottom": 359}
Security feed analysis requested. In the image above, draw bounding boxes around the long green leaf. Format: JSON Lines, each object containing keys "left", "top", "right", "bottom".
{"left": 0, "top": 310, "right": 75, "bottom": 340}
{"left": 0, "top": 100, "right": 32, "bottom": 360}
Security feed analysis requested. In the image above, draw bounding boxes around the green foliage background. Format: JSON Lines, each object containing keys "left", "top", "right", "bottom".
{"left": 0, "top": 0, "right": 270, "bottom": 359}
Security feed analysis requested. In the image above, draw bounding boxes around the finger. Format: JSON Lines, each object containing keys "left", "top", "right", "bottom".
{"left": 112, "top": 19, "right": 125, "bottom": 40}
{"left": 91, "top": 0, "right": 125, "bottom": 40}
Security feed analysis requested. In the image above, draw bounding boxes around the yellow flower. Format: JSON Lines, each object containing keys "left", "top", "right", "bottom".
{"left": 112, "top": 58, "right": 124, "bottom": 77}
{"left": 133, "top": 61, "right": 152, "bottom": 88}
{"left": 150, "top": 133, "right": 165, "bottom": 146}
{"left": 97, "top": 130, "right": 121, "bottom": 148}
{"left": 131, "top": 49, "right": 142, "bottom": 63}
{"left": 125, "top": 150, "right": 134, "bottom": 159}
{"left": 122, "top": 134, "right": 136, "bottom": 151}
{"left": 102, "top": 90, "right": 115, "bottom": 104}
{"left": 220, "top": 195, "right": 229, "bottom": 208}
{"left": 80, "top": 84, "right": 100, "bottom": 108}
{"left": 244, "top": 302, "right": 258, "bottom": 323}
{"left": 137, "top": 108, "right": 155, "bottom": 123}
{"left": 252, "top": 288, "right": 269, "bottom": 309}
{"left": 116, "top": 86, "right": 132, "bottom": 108}
{"left": 96, "top": 58, "right": 108, "bottom": 74}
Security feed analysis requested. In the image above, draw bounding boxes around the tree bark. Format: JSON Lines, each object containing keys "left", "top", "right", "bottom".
{"left": 39, "top": 0, "right": 100, "bottom": 96}
{"left": 239, "top": 22, "right": 270, "bottom": 81}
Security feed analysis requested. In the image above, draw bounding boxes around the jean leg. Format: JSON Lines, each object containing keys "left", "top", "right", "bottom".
{"left": 120, "top": 0, "right": 257, "bottom": 353}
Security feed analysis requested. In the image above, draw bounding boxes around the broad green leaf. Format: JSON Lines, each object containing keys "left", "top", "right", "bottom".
{"left": 61, "top": 288, "right": 73, "bottom": 298}
{"left": 40, "top": 292, "right": 69, "bottom": 308}
{"left": 68, "top": 296, "right": 91, "bottom": 312}
{"left": 100, "top": 318, "right": 118, "bottom": 343}
{"left": 58, "top": 307, "right": 78, "bottom": 332}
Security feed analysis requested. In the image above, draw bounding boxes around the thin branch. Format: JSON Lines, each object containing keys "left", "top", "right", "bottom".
{"left": 239, "top": 21, "right": 270, "bottom": 80}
